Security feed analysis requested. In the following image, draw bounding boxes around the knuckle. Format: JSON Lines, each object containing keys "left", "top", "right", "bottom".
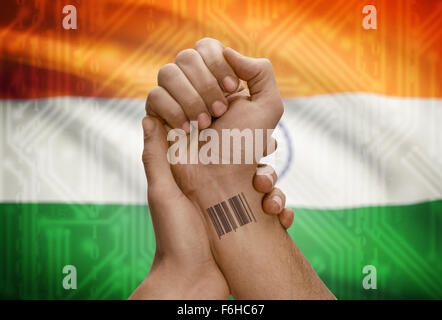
{"left": 194, "top": 37, "right": 219, "bottom": 49}
{"left": 185, "top": 97, "right": 205, "bottom": 115}
{"left": 206, "top": 58, "right": 224, "bottom": 72}
{"left": 175, "top": 48, "right": 199, "bottom": 65}
{"left": 146, "top": 87, "right": 165, "bottom": 114}
{"left": 199, "top": 79, "right": 219, "bottom": 96}
{"left": 158, "top": 63, "right": 179, "bottom": 84}
{"left": 168, "top": 105, "right": 185, "bottom": 121}
{"left": 147, "top": 86, "right": 163, "bottom": 103}
{"left": 258, "top": 58, "right": 273, "bottom": 70}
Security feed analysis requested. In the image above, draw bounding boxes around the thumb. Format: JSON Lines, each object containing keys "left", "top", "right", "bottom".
{"left": 142, "top": 116, "right": 180, "bottom": 196}
{"left": 223, "top": 47, "right": 281, "bottom": 106}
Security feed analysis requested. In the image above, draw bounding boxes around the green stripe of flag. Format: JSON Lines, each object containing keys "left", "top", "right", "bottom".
{"left": 1, "top": 200, "right": 441, "bottom": 299}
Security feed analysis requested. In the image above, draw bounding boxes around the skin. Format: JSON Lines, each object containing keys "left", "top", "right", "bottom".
{"left": 130, "top": 117, "right": 227, "bottom": 299}
{"left": 130, "top": 122, "right": 293, "bottom": 299}
{"left": 136, "top": 38, "right": 335, "bottom": 299}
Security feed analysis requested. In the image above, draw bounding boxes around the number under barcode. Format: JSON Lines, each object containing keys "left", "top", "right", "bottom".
{"left": 206, "top": 192, "right": 257, "bottom": 239}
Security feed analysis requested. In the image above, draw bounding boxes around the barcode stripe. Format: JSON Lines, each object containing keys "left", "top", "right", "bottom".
{"left": 241, "top": 192, "right": 257, "bottom": 222}
{"left": 228, "top": 198, "right": 242, "bottom": 226}
{"left": 214, "top": 204, "right": 232, "bottom": 233}
{"left": 207, "top": 208, "right": 218, "bottom": 237}
{"left": 207, "top": 193, "right": 256, "bottom": 239}
{"left": 212, "top": 207, "right": 225, "bottom": 236}
{"left": 207, "top": 207, "right": 224, "bottom": 239}
{"left": 221, "top": 202, "right": 237, "bottom": 231}
{"left": 239, "top": 193, "right": 253, "bottom": 223}
{"left": 234, "top": 196, "right": 249, "bottom": 226}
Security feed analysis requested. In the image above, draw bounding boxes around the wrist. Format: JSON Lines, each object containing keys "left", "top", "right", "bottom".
{"left": 130, "top": 257, "right": 229, "bottom": 300}
{"left": 183, "top": 164, "right": 258, "bottom": 207}
{"left": 183, "top": 164, "right": 284, "bottom": 245}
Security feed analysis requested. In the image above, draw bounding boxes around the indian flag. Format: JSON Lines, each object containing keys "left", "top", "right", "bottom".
{"left": 1, "top": 0, "right": 441, "bottom": 299}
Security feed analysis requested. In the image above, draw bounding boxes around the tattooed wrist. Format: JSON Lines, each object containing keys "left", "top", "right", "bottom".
{"left": 206, "top": 192, "right": 257, "bottom": 239}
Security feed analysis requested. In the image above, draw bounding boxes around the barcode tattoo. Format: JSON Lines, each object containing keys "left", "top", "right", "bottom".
{"left": 206, "top": 192, "right": 257, "bottom": 239}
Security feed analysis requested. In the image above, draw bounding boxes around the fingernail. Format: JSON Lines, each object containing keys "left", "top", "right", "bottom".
{"left": 222, "top": 76, "right": 237, "bottom": 92}
{"left": 212, "top": 100, "right": 227, "bottom": 117}
{"left": 143, "top": 117, "right": 156, "bottom": 137}
{"left": 182, "top": 121, "right": 190, "bottom": 133}
{"left": 271, "top": 195, "right": 283, "bottom": 212}
{"left": 256, "top": 166, "right": 275, "bottom": 185}
{"left": 197, "top": 113, "right": 211, "bottom": 129}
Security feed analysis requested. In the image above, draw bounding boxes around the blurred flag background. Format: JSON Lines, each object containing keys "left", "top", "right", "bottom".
{"left": 0, "top": 0, "right": 441, "bottom": 299}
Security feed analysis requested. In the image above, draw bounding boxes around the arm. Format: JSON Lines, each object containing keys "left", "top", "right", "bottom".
{"left": 130, "top": 117, "right": 295, "bottom": 299}
{"left": 147, "top": 38, "right": 335, "bottom": 299}
{"left": 191, "top": 168, "right": 335, "bottom": 299}
{"left": 194, "top": 47, "right": 335, "bottom": 299}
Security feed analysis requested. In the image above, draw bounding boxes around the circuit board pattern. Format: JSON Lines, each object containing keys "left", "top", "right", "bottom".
{"left": 0, "top": 0, "right": 441, "bottom": 300}
{"left": 0, "top": 0, "right": 440, "bottom": 98}
{"left": 0, "top": 201, "right": 441, "bottom": 299}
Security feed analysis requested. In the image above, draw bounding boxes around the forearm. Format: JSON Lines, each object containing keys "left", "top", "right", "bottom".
{"left": 191, "top": 167, "right": 335, "bottom": 300}
{"left": 129, "top": 257, "right": 229, "bottom": 300}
